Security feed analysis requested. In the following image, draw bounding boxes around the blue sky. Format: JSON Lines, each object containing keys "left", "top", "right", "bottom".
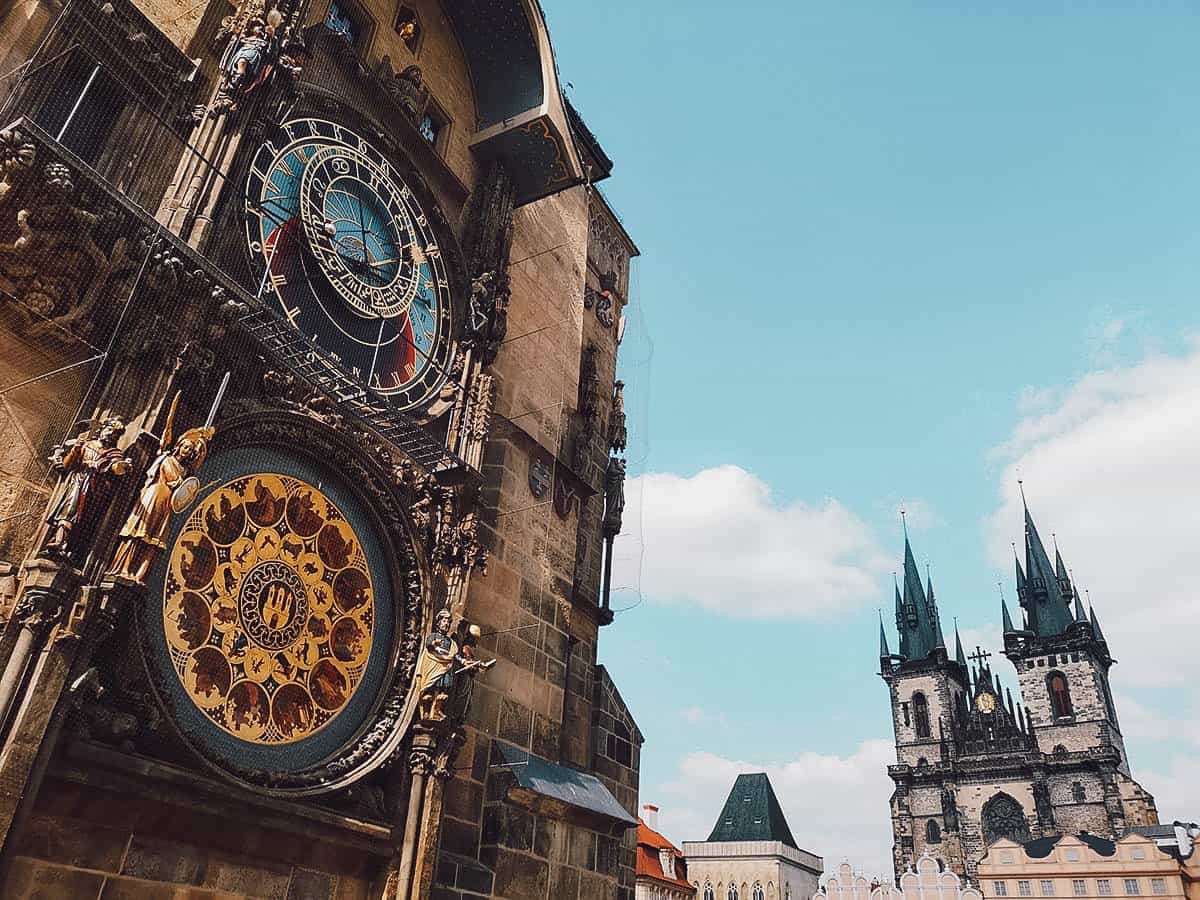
{"left": 544, "top": 2, "right": 1200, "bottom": 876}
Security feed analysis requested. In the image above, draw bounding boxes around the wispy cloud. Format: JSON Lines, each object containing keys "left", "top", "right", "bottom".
{"left": 611, "top": 465, "right": 890, "bottom": 620}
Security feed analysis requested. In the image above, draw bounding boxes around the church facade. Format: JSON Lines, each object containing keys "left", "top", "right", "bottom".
{"left": 879, "top": 505, "right": 1158, "bottom": 884}
{"left": 0, "top": 0, "right": 642, "bottom": 897}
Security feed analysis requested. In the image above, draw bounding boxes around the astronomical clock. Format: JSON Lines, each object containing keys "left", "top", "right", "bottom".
{"left": 130, "top": 108, "right": 483, "bottom": 792}
{"left": 243, "top": 117, "right": 457, "bottom": 411}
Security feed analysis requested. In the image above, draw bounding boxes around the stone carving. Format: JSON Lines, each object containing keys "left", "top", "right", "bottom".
{"left": 385, "top": 65, "right": 429, "bottom": 125}
{"left": 44, "top": 417, "right": 132, "bottom": 557}
{"left": 212, "top": 2, "right": 305, "bottom": 116}
{"left": 463, "top": 270, "right": 509, "bottom": 367}
{"left": 460, "top": 162, "right": 516, "bottom": 368}
{"left": 594, "top": 287, "right": 614, "bottom": 328}
{"left": 414, "top": 609, "right": 493, "bottom": 723}
{"left": 609, "top": 380, "right": 626, "bottom": 454}
{"left": 602, "top": 456, "right": 626, "bottom": 538}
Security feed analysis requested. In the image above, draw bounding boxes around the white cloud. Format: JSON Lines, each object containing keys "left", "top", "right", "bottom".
{"left": 1139, "top": 756, "right": 1200, "bottom": 824}
{"left": 679, "top": 706, "right": 730, "bottom": 728}
{"left": 985, "top": 340, "right": 1200, "bottom": 688}
{"left": 652, "top": 741, "right": 897, "bottom": 880}
{"left": 611, "top": 465, "right": 890, "bottom": 619}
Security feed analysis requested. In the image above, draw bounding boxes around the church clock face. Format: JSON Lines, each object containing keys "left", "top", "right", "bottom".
{"left": 244, "top": 118, "right": 453, "bottom": 409}
{"left": 976, "top": 692, "right": 996, "bottom": 714}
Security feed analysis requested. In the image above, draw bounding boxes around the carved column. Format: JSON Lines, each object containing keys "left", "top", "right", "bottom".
{"left": 0, "top": 574, "right": 132, "bottom": 863}
{"left": 383, "top": 727, "right": 437, "bottom": 900}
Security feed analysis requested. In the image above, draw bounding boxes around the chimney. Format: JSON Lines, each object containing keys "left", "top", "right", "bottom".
{"left": 642, "top": 804, "right": 659, "bottom": 830}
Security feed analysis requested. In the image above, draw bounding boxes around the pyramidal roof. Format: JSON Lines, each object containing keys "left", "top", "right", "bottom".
{"left": 706, "top": 773, "right": 798, "bottom": 849}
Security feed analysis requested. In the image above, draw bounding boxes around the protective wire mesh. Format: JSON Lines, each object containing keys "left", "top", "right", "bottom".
{"left": 608, "top": 253, "right": 651, "bottom": 616}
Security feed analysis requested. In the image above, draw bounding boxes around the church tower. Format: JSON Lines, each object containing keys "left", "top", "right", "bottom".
{"left": 1002, "top": 499, "right": 1155, "bottom": 834}
{"left": 880, "top": 503, "right": 1158, "bottom": 886}
{"left": 880, "top": 531, "right": 970, "bottom": 877}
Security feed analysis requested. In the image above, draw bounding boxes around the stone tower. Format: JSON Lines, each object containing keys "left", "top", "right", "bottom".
{"left": 880, "top": 505, "right": 1157, "bottom": 885}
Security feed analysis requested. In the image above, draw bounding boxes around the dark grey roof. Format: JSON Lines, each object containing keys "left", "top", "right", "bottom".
{"left": 497, "top": 743, "right": 636, "bottom": 827}
{"left": 706, "top": 773, "right": 798, "bottom": 849}
{"left": 1023, "top": 834, "right": 1115, "bottom": 859}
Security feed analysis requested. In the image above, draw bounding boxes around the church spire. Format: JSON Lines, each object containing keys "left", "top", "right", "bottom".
{"left": 1002, "top": 595, "right": 1016, "bottom": 635}
{"left": 1090, "top": 604, "right": 1107, "bottom": 643}
{"left": 955, "top": 624, "right": 968, "bottom": 669}
{"left": 1073, "top": 589, "right": 1088, "bottom": 624}
{"left": 894, "top": 578, "right": 909, "bottom": 660}
{"left": 879, "top": 611, "right": 891, "bottom": 659}
{"left": 899, "top": 531, "right": 941, "bottom": 661}
{"left": 1020, "top": 494, "right": 1075, "bottom": 636}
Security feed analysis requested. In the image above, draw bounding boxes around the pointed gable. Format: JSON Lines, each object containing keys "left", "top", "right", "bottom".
{"left": 706, "top": 773, "right": 799, "bottom": 850}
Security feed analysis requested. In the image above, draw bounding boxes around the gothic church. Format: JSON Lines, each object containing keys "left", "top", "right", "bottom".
{"left": 879, "top": 502, "right": 1158, "bottom": 883}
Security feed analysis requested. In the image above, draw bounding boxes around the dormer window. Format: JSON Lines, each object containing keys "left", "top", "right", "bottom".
{"left": 659, "top": 848, "right": 674, "bottom": 878}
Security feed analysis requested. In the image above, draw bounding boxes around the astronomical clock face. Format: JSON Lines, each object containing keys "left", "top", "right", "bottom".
{"left": 976, "top": 691, "right": 996, "bottom": 714}
{"left": 146, "top": 446, "right": 396, "bottom": 775}
{"left": 244, "top": 118, "right": 454, "bottom": 410}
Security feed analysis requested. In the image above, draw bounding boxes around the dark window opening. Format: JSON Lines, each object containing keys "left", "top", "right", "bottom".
{"left": 913, "top": 692, "right": 931, "bottom": 739}
{"left": 1072, "top": 782, "right": 1086, "bottom": 803}
{"left": 33, "top": 50, "right": 128, "bottom": 165}
{"left": 926, "top": 819, "right": 942, "bottom": 844}
{"left": 1048, "top": 671, "right": 1073, "bottom": 719}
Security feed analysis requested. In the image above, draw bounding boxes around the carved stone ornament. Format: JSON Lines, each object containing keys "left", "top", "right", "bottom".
{"left": 135, "top": 412, "right": 427, "bottom": 796}
{"left": 594, "top": 289, "right": 614, "bottom": 328}
{"left": 609, "top": 381, "right": 627, "bottom": 454}
{"left": 553, "top": 474, "right": 575, "bottom": 520}
{"left": 602, "top": 456, "right": 626, "bottom": 538}
{"left": 528, "top": 454, "right": 551, "bottom": 499}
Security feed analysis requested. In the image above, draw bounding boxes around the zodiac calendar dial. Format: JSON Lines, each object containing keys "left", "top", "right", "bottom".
{"left": 162, "top": 473, "right": 374, "bottom": 746}
{"left": 243, "top": 117, "right": 454, "bottom": 410}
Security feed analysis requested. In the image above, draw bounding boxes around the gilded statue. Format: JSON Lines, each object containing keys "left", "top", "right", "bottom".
{"left": 108, "top": 375, "right": 228, "bottom": 586}
{"left": 45, "top": 417, "right": 131, "bottom": 555}
{"left": 415, "top": 610, "right": 493, "bottom": 723}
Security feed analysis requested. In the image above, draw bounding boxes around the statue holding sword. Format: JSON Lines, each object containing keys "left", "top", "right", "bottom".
{"left": 107, "top": 374, "right": 230, "bottom": 586}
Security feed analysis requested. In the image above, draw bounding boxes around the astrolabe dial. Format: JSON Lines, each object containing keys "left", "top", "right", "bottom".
{"left": 163, "top": 473, "right": 375, "bottom": 745}
{"left": 243, "top": 117, "right": 454, "bottom": 409}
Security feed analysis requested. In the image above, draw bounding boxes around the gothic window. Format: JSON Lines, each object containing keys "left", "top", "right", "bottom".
{"left": 729, "top": 885, "right": 739, "bottom": 900}
{"left": 902, "top": 702, "right": 910, "bottom": 726}
{"left": 926, "top": 819, "right": 942, "bottom": 844}
{"left": 1047, "top": 671, "right": 1073, "bottom": 718}
{"left": 754, "top": 885, "right": 766, "bottom": 900}
{"left": 913, "top": 692, "right": 931, "bottom": 738}
{"left": 393, "top": 5, "right": 421, "bottom": 53}
{"left": 1072, "top": 782, "right": 1086, "bottom": 803}
{"left": 982, "top": 794, "right": 1031, "bottom": 845}
{"left": 325, "top": 0, "right": 372, "bottom": 49}
{"left": 705, "top": 885, "right": 716, "bottom": 900}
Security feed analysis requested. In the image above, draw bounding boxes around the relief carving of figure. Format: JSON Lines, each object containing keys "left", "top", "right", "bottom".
{"left": 602, "top": 455, "right": 626, "bottom": 537}
{"left": 609, "top": 381, "right": 627, "bottom": 454}
{"left": 414, "top": 609, "right": 493, "bottom": 723}
{"left": 387, "top": 65, "right": 429, "bottom": 124}
{"left": 44, "top": 417, "right": 131, "bottom": 555}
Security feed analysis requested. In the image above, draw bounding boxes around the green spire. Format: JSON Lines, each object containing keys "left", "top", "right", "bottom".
{"left": 955, "top": 625, "right": 968, "bottom": 669}
{"left": 1022, "top": 500, "right": 1075, "bottom": 636}
{"left": 879, "top": 611, "right": 891, "bottom": 658}
{"left": 1015, "top": 553, "right": 1028, "bottom": 597}
{"left": 1090, "top": 605, "right": 1107, "bottom": 643}
{"left": 900, "top": 534, "right": 941, "bottom": 660}
{"left": 1002, "top": 595, "right": 1017, "bottom": 634}
{"left": 894, "top": 580, "right": 909, "bottom": 659}
{"left": 1073, "top": 589, "right": 1088, "bottom": 624}
{"left": 927, "top": 570, "right": 947, "bottom": 650}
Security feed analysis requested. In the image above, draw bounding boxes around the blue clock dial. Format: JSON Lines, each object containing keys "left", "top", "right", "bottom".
{"left": 243, "top": 118, "right": 454, "bottom": 408}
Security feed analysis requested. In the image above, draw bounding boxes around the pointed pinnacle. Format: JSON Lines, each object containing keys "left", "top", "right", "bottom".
{"left": 1002, "top": 596, "right": 1016, "bottom": 634}
{"left": 879, "top": 610, "right": 891, "bottom": 658}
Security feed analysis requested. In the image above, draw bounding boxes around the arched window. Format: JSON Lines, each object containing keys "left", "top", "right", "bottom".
{"left": 1072, "top": 782, "right": 1086, "bottom": 803}
{"left": 705, "top": 885, "right": 716, "bottom": 900}
{"left": 913, "top": 692, "right": 931, "bottom": 738}
{"left": 728, "top": 885, "right": 739, "bottom": 900}
{"left": 926, "top": 819, "right": 942, "bottom": 844}
{"left": 753, "top": 885, "right": 766, "bottom": 900}
{"left": 982, "top": 793, "right": 1031, "bottom": 845}
{"left": 1047, "top": 672, "right": 1073, "bottom": 718}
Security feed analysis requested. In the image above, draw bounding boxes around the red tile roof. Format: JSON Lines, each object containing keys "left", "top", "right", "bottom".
{"left": 637, "top": 818, "right": 695, "bottom": 892}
